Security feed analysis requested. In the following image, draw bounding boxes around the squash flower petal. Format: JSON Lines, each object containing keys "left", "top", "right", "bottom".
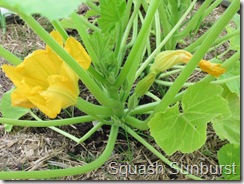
{"left": 2, "top": 30, "right": 91, "bottom": 118}
{"left": 65, "top": 37, "right": 91, "bottom": 70}
{"left": 198, "top": 60, "right": 226, "bottom": 77}
{"left": 150, "top": 50, "right": 226, "bottom": 77}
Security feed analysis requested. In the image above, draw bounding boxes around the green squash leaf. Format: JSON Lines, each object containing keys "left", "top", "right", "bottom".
{"left": 0, "top": 90, "right": 29, "bottom": 132}
{"left": 0, "top": 0, "right": 85, "bottom": 20}
{"left": 217, "top": 144, "right": 240, "bottom": 180}
{"left": 98, "top": 0, "right": 126, "bottom": 33}
{"left": 212, "top": 85, "right": 240, "bottom": 144}
{"left": 148, "top": 82, "right": 230, "bottom": 155}
{"left": 60, "top": 17, "right": 76, "bottom": 29}
{"left": 218, "top": 60, "right": 240, "bottom": 95}
{"left": 225, "top": 14, "right": 240, "bottom": 51}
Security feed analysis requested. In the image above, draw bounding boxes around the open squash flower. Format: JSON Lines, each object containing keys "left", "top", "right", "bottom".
{"left": 150, "top": 50, "right": 226, "bottom": 77}
{"left": 2, "top": 30, "right": 91, "bottom": 119}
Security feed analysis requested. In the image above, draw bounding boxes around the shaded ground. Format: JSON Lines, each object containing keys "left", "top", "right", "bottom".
{"left": 0, "top": 3, "right": 235, "bottom": 180}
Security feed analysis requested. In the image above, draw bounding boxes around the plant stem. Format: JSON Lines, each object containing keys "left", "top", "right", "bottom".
{"left": 70, "top": 12, "right": 99, "bottom": 65}
{"left": 76, "top": 97, "right": 112, "bottom": 116}
{"left": 126, "top": 13, "right": 138, "bottom": 49}
{"left": 155, "top": 79, "right": 193, "bottom": 87}
{"left": 145, "top": 92, "right": 161, "bottom": 102}
{"left": 0, "top": 45, "right": 22, "bottom": 65}
{"left": 175, "top": 0, "right": 212, "bottom": 39}
{"left": 79, "top": 14, "right": 101, "bottom": 32}
{"left": 0, "top": 125, "right": 118, "bottom": 179}
{"left": 125, "top": 116, "right": 149, "bottom": 130}
{"left": 78, "top": 122, "right": 103, "bottom": 143}
{"left": 49, "top": 126, "right": 80, "bottom": 143}
{"left": 154, "top": 10, "right": 161, "bottom": 49}
{"left": 86, "top": 0, "right": 100, "bottom": 13}
{"left": 159, "top": 69, "right": 182, "bottom": 78}
{"left": 118, "top": 0, "right": 141, "bottom": 66}
{"left": 203, "top": 0, "right": 222, "bottom": 17}
{"left": 0, "top": 115, "right": 102, "bottom": 127}
{"left": 29, "top": 111, "right": 81, "bottom": 143}
{"left": 123, "top": 125, "right": 203, "bottom": 180}
{"left": 213, "top": 75, "right": 240, "bottom": 84}
{"left": 115, "top": 0, "right": 161, "bottom": 90}
{"left": 146, "top": 0, "right": 239, "bottom": 123}
{"left": 51, "top": 19, "right": 69, "bottom": 40}
{"left": 135, "top": 0, "right": 196, "bottom": 80}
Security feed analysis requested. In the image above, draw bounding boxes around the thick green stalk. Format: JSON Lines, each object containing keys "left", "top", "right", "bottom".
{"left": 158, "top": 1, "right": 172, "bottom": 50}
{"left": 70, "top": 12, "right": 99, "bottom": 66}
{"left": 125, "top": 116, "right": 149, "bottom": 130}
{"left": 135, "top": 0, "right": 196, "bottom": 80}
{"left": 190, "top": 29, "right": 240, "bottom": 53}
{"left": 0, "top": 45, "right": 22, "bottom": 65}
{"left": 0, "top": 115, "right": 101, "bottom": 127}
{"left": 122, "top": 0, "right": 133, "bottom": 30}
{"left": 51, "top": 20, "right": 69, "bottom": 40}
{"left": 118, "top": 0, "right": 141, "bottom": 66}
{"left": 79, "top": 14, "right": 101, "bottom": 32}
{"left": 126, "top": 14, "right": 138, "bottom": 48}
{"left": 86, "top": 0, "right": 100, "bottom": 13}
{"left": 0, "top": 125, "right": 118, "bottom": 179}
{"left": 76, "top": 97, "right": 112, "bottom": 116}
{"left": 146, "top": 0, "right": 239, "bottom": 123}
{"left": 175, "top": 0, "right": 213, "bottom": 39}
{"left": 154, "top": 10, "right": 161, "bottom": 49}
{"left": 88, "top": 66, "right": 107, "bottom": 84}
{"left": 123, "top": 125, "right": 203, "bottom": 180}
{"left": 168, "top": 0, "right": 179, "bottom": 49}
{"left": 203, "top": 0, "right": 222, "bottom": 17}
{"left": 114, "top": 0, "right": 161, "bottom": 89}
{"left": 16, "top": 13, "right": 115, "bottom": 108}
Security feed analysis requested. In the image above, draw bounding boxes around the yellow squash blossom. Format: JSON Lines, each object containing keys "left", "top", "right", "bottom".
{"left": 2, "top": 30, "right": 91, "bottom": 118}
{"left": 150, "top": 50, "right": 226, "bottom": 77}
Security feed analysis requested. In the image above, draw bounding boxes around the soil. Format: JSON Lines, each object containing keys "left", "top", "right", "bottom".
{"left": 0, "top": 2, "right": 236, "bottom": 180}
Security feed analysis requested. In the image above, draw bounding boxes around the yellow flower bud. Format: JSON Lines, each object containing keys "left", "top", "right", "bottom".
{"left": 150, "top": 50, "right": 226, "bottom": 77}
{"left": 150, "top": 50, "right": 192, "bottom": 74}
{"left": 134, "top": 72, "right": 156, "bottom": 97}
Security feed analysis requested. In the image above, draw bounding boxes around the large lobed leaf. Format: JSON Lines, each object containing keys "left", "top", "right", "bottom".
{"left": 218, "top": 60, "right": 240, "bottom": 96}
{"left": 217, "top": 144, "right": 240, "bottom": 180}
{"left": 0, "top": 0, "right": 85, "bottom": 20}
{"left": 148, "top": 82, "right": 230, "bottom": 155}
{"left": 212, "top": 85, "right": 240, "bottom": 144}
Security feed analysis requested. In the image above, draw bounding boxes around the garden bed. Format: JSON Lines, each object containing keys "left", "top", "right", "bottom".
{"left": 0, "top": 1, "right": 240, "bottom": 180}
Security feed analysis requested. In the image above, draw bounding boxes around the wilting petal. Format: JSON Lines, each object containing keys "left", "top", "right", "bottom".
{"left": 65, "top": 37, "right": 91, "bottom": 70}
{"left": 198, "top": 60, "right": 226, "bottom": 77}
